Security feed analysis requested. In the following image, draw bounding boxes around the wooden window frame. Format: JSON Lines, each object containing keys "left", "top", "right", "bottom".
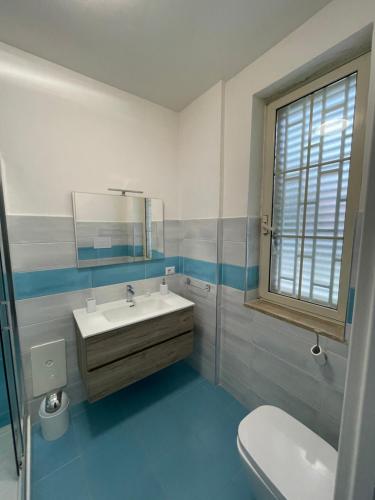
{"left": 256, "top": 54, "right": 370, "bottom": 331}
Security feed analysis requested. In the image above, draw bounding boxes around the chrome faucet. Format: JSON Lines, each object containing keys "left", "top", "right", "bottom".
{"left": 126, "top": 284, "right": 135, "bottom": 306}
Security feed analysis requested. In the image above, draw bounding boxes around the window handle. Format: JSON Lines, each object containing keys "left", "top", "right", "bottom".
{"left": 261, "top": 215, "right": 274, "bottom": 235}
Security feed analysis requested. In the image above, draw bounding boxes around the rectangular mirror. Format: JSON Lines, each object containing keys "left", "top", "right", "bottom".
{"left": 72, "top": 192, "right": 164, "bottom": 268}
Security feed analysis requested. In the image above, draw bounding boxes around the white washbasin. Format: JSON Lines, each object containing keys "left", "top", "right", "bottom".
{"left": 73, "top": 291, "right": 194, "bottom": 339}
{"left": 103, "top": 297, "right": 173, "bottom": 323}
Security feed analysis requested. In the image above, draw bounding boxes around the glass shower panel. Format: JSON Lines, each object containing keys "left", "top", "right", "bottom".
{"left": 0, "top": 172, "right": 24, "bottom": 479}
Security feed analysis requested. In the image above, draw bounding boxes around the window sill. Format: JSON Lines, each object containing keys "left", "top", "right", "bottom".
{"left": 244, "top": 299, "right": 345, "bottom": 342}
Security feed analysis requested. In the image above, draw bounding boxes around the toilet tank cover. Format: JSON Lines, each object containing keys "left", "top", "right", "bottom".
{"left": 238, "top": 405, "right": 337, "bottom": 500}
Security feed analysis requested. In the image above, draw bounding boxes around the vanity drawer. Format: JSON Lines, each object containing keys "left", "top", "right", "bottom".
{"left": 82, "top": 307, "right": 194, "bottom": 371}
{"left": 86, "top": 331, "right": 194, "bottom": 402}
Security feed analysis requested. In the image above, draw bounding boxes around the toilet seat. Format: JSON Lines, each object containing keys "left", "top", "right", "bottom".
{"left": 237, "top": 405, "right": 337, "bottom": 500}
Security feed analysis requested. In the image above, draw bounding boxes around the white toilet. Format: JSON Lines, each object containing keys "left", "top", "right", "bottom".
{"left": 237, "top": 405, "right": 337, "bottom": 500}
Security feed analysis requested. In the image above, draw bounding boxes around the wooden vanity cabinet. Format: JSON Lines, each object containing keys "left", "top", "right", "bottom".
{"left": 75, "top": 307, "right": 194, "bottom": 402}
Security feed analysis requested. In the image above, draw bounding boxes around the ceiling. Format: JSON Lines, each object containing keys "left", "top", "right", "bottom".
{"left": 0, "top": 0, "right": 332, "bottom": 110}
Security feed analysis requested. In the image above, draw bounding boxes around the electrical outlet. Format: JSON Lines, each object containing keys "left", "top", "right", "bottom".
{"left": 165, "top": 266, "right": 175, "bottom": 275}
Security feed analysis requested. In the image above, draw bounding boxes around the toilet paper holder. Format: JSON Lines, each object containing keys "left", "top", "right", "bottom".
{"left": 311, "top": 333, "right": 327, "bottom": 366}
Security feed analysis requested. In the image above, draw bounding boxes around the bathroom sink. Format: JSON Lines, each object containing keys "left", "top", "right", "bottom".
{"left": 103, "top": 297, "right": 171, "bottom": 323}
{"left": 73, "top": 291, "right": 194, "bottom": 338}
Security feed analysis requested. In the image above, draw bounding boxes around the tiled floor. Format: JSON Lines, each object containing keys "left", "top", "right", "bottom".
{"left": 0, "top": 425, "right": 19, "bottom": 500}
{"left": 32, "top": 362, "right": 254, "bottom": 500}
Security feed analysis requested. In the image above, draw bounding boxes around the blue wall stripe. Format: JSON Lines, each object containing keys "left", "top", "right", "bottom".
{"left": 145, "top": 260, "right": 166, "bottom": 279}
{"left": 247, "top": 265, "right": 259, "bottom": 290}
{"left": 220, "top": 263, "right": 245, "bottom": 290}
{"left": 13, "top": 268, "right": 92, "bottom": 300}
{"left": 91, "top": 262, "right": 146, "bottom": 287}
{"left": 144, "top": 257, "right": 180, "bottom": 279}
{"left": 219, "top": 264, "right": 259, "bottom": 291}
{"left": 165, "top": 256, "right": 181, "bottom": 273}
{"left": 14, "top": 256, "right": 352, "bottom": 321}
{"left": 13, "top": 257, "right": 182, "bottom": 299}
{"left": 346, "top": 287, "right": 355, "bottom": 324}
{"left": 183, "top": 257, "right": 218, "bottom": 284}
{"left": 151, "top": 250, "right": 166, "bottom": 260}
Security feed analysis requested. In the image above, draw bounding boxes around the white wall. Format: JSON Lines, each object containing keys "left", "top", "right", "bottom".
{"left": 223, "top": 0, "right": 375, "bottom": 218}
{"left": 177, "top": 81, "right": 223, "bottom": 220}
{"left": 1, "top": 0, "right": 373, "bottom": 222}
{"left": 0, "top": 43, "right": 179, "bottom": 219}
{"left": 174, "top": 0, "right": 375, "bottom": 221}
{"left": 217, "top": 1, "right": 375, "bottom": 497}
{"left": 334, "top": 43, "right": 375, "bottom": 500}
{"left": 73, "top": 193, "right": 145, "bottom": 223}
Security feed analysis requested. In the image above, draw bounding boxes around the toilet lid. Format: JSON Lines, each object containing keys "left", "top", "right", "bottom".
{"left": 238, "top": 405, "right": 337, "bottom": 500}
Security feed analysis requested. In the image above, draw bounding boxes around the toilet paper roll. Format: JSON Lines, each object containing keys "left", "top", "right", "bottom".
{"left": 311, "top": 344, "right": 327, "bottom": 366}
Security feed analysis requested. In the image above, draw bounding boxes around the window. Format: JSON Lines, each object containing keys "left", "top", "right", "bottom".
{"left": 256, "top": 55, "right": 369, "bottom": 337}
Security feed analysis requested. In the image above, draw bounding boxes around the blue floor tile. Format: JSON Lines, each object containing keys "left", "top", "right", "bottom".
{"left": 71, "top": 383, "right": 148, "bottom": 454}
{"left": 32, "top": 457, "right": 91, "bottom": 500}
{"left": 84, "top": 457, "right": 166, "bottom": 500}
{"left": 214, "top": 385, "right": 249, "bottom": 420}
{"left": 165, "top": 379, "right": 233, "bottom": 435}
{"left": 128, "top": 391, "right": 195, "bottom": 462}
{"left": 195, "top": 412, "right": 244, "bottom": 478}
{"left": 150, "top": 433, "right": 232, "bottom": 500}
{"left": 69, "top": 399, "right": 90, "bottom": 417}
{"left": 32, "top": 362, "right": 254, "bottom": 500}
{"left": 231, "top": 469, "right": 256, "bottom": 500}
{"left": 73, "top": 408, "right": 126, "bottom": 456}
{"left": 213, "top": 469, "right": 255, "bottom": 500}
{"left": 120, "top": 360, "right": 204, "bottom": 409}
{"left": 31, "top": 423, "right": 80, "bottom": 483}
{"left": 81, "top": 423, "right": 165, "bottom": 500}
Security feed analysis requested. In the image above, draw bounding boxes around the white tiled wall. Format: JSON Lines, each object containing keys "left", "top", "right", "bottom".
{"left": 219, "top": 285, "right": 348, "bottom": 447}
{"left": 9, "top": 213, "right": 350, "bottom": 444}
{"left": 218, "top": 217, "right": 349, "bottom": 448}
{"left": 9, "top": 215, "right": 182, "bottom": 422}
{"left": 178, "top": 219, "right": 219, "bottom": 383}
{"left": 179, "top": 277, "right": 217, "bottom": 383}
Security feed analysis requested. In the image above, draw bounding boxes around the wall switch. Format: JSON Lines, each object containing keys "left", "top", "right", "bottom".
{"left": 165, "top": 266, "right": 175, "bottom": 275}
{"left": 31, "top": 339, "right": 67, "bottom": 397}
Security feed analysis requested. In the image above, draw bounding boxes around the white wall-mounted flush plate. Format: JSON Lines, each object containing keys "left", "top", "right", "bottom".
{"left": 31, "top": 339, "right": 67, "bottom": 397}
{"left": 165, "top": 266, "right": 175, "bottom": 275}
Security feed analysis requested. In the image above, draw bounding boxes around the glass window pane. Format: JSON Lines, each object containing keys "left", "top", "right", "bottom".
{"left": 269, "top": 72, "right": 357, "bottom": 309}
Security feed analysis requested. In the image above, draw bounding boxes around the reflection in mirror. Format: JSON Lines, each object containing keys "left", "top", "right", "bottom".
{"left": 72, "top": 192, "right": 164, "bottom": 268}
{"left": 147, "top": 198, "right": 164, "bottom": 260}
